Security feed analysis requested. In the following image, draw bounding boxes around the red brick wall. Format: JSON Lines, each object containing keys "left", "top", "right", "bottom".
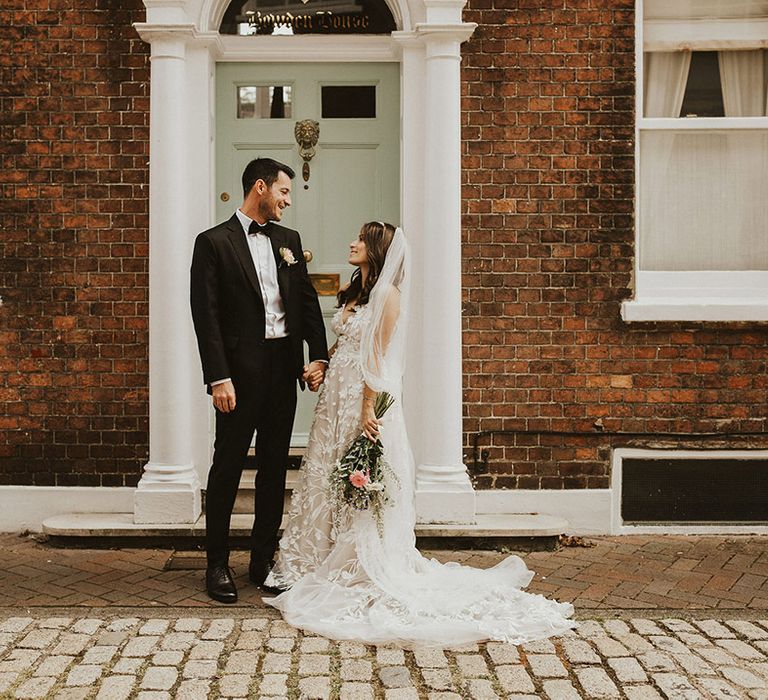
{"left": 460, "top": 0, "right": 768, "bottom": 489}
{"left": 0, "top": 0, "right": 150, "bottom": 486}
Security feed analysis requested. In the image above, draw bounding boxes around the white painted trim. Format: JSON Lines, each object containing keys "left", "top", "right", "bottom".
{"left": 475, "top": 489, "right": 611, "bottom": 535}
{"left": 622, "top": 301, "right": 768, "bottom": 322}
{"left": 639, "top": 117, "right": 768, "bottom": 130}
{"left": 215, "top": 35, "right": 400, "bottom": 62}
{"left": 644, "top": 17, "right": 768, "bottom": 51}
{"left": 611, "top": 448, "right": 768, "bottom": 535}
{"left": 0, "top": 487, "right": 135, "bottom": 533}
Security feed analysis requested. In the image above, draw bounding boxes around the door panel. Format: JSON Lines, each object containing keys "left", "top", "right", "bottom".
{"left": 215, "top": 62, "right": 400, "bottom": 445}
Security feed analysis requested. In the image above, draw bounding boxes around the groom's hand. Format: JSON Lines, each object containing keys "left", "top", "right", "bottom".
{"left": 303, "top": 361, "right": 326, "bottom": 392}
{"left": 212, "top": 380, "right": 236, "bottom": 413}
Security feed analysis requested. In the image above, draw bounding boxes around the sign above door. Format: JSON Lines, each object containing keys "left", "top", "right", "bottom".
{"left": 220, "top": 0, "right": 397, "bottom": 36}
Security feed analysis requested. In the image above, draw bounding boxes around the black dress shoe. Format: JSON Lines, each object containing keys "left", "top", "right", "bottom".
{"left": 206, "top": 565, "right": 238, "bottom": 604}
{"left": 249, "top": 559, "right": 288, "bottom": 595}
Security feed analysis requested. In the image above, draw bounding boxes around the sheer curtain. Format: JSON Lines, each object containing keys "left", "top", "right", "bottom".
{"left": 644, "top": 52, "right": 692, "bottom": 117}
{"left": 719, "top": 50, "right": 766, "bottom": 116}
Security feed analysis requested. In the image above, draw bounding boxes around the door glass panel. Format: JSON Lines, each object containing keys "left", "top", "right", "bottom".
{"left": 322, "top": 86, "right": 376, "bottom": 118}
{"left": 237, "top": 85, "right": 293, "bottom": 119}
{"left": 220, "top": 0, "right": 396, "bottom": 35}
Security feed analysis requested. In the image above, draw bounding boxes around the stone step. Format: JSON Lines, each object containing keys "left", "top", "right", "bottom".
{"left": 41, "top": 512, "right": 568, "bottom": 551}
{"left": 232, "top": 469, "right": 299, "bottom": 514}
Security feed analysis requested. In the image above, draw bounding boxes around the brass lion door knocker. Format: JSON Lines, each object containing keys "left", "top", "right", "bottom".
{"left": 294, "top": 119, "right": 320, "bottom": 183}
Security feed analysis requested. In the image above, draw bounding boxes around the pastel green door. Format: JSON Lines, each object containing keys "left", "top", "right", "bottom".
{"left": 215, "top": 62, "right": 400, "bottom": 445}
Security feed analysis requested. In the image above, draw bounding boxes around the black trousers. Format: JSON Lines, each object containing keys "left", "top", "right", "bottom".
{"left": 205, "top": 337, "right": 297, "bottom": 568}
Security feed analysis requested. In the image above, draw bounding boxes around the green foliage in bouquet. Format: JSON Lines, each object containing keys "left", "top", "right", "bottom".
{"left": 329, "top": 392, "right": 398, "bottom": 532}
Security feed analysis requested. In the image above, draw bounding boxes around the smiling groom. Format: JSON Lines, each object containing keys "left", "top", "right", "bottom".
{"left": 190, "top": 158, "right": 329, "bottom": 603}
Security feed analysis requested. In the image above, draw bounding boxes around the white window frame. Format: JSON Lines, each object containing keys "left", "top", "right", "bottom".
{"left": 622, "top": 0, "right": 768, "bottom": 322}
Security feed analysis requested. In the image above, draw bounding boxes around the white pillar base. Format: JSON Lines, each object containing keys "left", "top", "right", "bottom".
{"left": 133, "top": 463, "right": 202, "bottom": 524}
{"left": 415, "top": 466, "right": 476, "bottom": 524}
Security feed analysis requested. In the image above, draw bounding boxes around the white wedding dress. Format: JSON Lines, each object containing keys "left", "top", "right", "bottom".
{"left": 266, "top": 231, "right": 575, "bottom": 647}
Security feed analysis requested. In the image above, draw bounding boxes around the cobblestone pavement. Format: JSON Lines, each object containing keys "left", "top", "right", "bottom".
{"left": 0, "top": 534, "right": 767, "bottom": 698}
{"left": 1, "top": 611, "right": 768, "bottom": 699}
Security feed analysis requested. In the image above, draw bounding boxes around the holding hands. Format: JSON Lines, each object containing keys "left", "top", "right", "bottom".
{"left": 303, "top": 361, "right": 327, "bottom": 392}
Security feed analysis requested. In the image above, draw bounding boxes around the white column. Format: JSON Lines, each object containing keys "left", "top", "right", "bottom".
{"left": 413, "top": 7, "right": 477, "bottom": 523}
{"left": 133, "top": 28, "right": 201, "bottom": 523}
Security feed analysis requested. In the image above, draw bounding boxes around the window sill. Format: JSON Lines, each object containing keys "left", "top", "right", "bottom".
{"left": 621, "top": 300, "right": 768, "bottom": 322}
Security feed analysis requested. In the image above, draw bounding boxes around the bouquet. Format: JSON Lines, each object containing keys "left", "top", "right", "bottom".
{"left": 329, "top": 391, "right": 398, "bottom": 532}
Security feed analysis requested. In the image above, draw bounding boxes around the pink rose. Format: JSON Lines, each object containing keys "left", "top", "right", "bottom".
{"left": 349, "top": 470, "right": 369, "bottom": 489}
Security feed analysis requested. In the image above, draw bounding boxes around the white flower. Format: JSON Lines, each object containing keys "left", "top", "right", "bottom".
{"left": 279, "top": 247, "right": 298, "bottom": 266}
{"left": 364, "top": 481, "right": 385, "bottom": 492}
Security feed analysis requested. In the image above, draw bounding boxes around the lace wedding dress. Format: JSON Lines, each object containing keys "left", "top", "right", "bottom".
{"left": 265, "top": 230, "right": 575, "bottom": 647}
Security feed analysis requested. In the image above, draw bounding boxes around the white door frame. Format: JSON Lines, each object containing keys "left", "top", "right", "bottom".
{"left": 133, "top": 0, "right": 478, "bottom": 524}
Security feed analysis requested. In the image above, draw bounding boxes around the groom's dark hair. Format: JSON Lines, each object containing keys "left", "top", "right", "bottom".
{"left": 242, "top": 158, "right": 295, "bottom": 197}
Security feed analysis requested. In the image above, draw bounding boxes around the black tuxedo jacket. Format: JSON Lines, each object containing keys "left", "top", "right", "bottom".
{"left": 190, "top": 214, "right": 328, "bottom": 393}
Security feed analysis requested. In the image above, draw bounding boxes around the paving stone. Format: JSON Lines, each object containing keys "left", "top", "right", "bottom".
{"left": 97, "top": 631, "right": 129, "bottom": 646}
{"left": 189, "top": 640, "right": 225, "bottom": 659}
{"left": 219, "top": 673, "right": 252, "bottom": 696}
{"left": 0, "top": 672, "right": 22, "bottom": 693}
{"left": 427, "top": 693, "right": 462, "bottom": 700}
{"left": 496, "top": 665, "right": 535, "bottom": 693}
{"left": 623, "top": 686, "right": 664, "bottom": 700}
{"left": 52, "top": 634, "right": 91, "bottom": 656}
{"left": 562, "top": 639, "right": 601, "bottom": 664}
{"left": 637, "top": 650, "right": 676, "bottom": 672}
{"left": 652, "top": 672, "right": 702, "bottom": 699}
{"left": 17, "top": 629, "right": 59, "bottom": 649}
{"left": 160, "top": 632, "right": 196, "bottom": 651}
{"left": 241, "top": 618, "right": 269, "bottom": 631}
{"left": 576, "top": 621, "right": 607, "bottom": 639}
{"left": 464, "top": 678, "right": 499, "bottom": 699}
{"left": 299, "top": 654, "right": 331, "bottom": 675}
{"left": 716, "top": 638, "right": 765, "bottom": 660}
{"left": 40, "top": 618, "right": 73, "bottom": 629}
{"left": 456, "top": 653, "right": 490, "bottom": 677}
{"left": 203, "top": 618, "right": 234, "bottom": 640}
{"left": 694, "top": 620, "right": 736, "bottom": 638}
{"left": 183, "top": 659, "right": 219, "bottom": 679}
{"left": 486, "top": 642, "right": 520, "bottom": 664}
{"left": 95, "top": 675, "right": 136, "bottom": 700}
{"left": 721, "top": 666, "right": 767, "bottom": 689}
{"left": 413, "top": 648, "right": 448, "bottom": 668}
{"left": 649, "top": 635, "right": 689, "bottom": 654}
{"left": 661, "top": 619, "right": 697, "bottom": 634}
{"left": 698, "top": 677, "right": 746, "bottom": 700}
{"left": 384, "top": 689, "right": 419, "bottom": 700}
{"left": 377, "top": 647, "right": 405, "bottom": 665}
{"left": 592, "top": 636, "right": 630, "bottom": 657}
{"left": 615, "top": 633, "right": 655, "bottom": 654}
{"left": 259, "top": 673, "right": 288, "bottom": 695}
{"left": 72, "top": 619, "right": 103, "bottom": 635}
{"left": 236, "top": 632, "right": 265, "bottom": 650}
{"left": 298, "top": 675, "right": 331, "bottom": 699}
{"left": 302, "top": 637, "right": 331, "bottom": 653}
{"left": 174, "top": 618, "right": 202, "bottom": 632}
{"left": 224, "top": 649, "right": 260, "bottom": 674}
{"left": 65, "top": 664, "right": 103, "bottom": 686}
{"left": 341, "top": 658, "right": 372, "bottom": 681}
{"left": 672, "top": 651, "right": 714, "bottom": 675}
{"left": 0, "top": 617, "right": 34, "bottom": 633}
{"left": 141, "top": 666, "right": 178, "bottom": 690}
{"left": 152, "top": 650, "right": 184, "bottom": 666}
{"left": 607, "top": 656, "right": 647, "bottom": 683}
{"left": 269, "top": 620, "right": 298, "bottom": 637}
{"left": 522, "top": 639, "right": 556, "bottom": 653}
{"left": 339, "top": 681, "right": 374, "bottom": 700}
{"left": 83, "top": 646, "right": 118, "bottom": 664}
{"left": 262, "top": 652, "right": 291, "bottom": 674}
{"left": 630, "top": 620, "right": 664, "bottom": 636}
{"left": 725, "top": 620, "right": 768, "bottom": 639}
{"left": 107, "top": 619, "right": 140, "bottom": 632}
{"left": 3, "top": 648, "right": 42, "bottom": 671}
{"left": 602, "top": 620, "right": 631, "bottom": 636}
{"left": 677, "top": 632, "right": 713, "bottom": 647}
{"left": 14, "top": 675, "right": 58, "bottom": 699}
{"left": 377, "top": 664, "right": 413, "bottom": 690}
{"left": 138, "top": 619, "right": 169, "bottom": 635}
{"left": 574, "top": 667, "right": 621, "bottom": 698}
{"left": 543, "top": 678, "right": 581, "bottom": 700}
{"left": 112, "top": 658, "right": 144, "bottom": 674}
{"left": 53, "top": 689, "right": 91, "bottom": 700}
{"left": 122, "top": 635, "right": 160, "bottom": 657}
{"left": 34, "top": 654, "right": 75, "bottom": 676}
{"left": 266, "top": 636, "right": 295, "bottom": 652}
{"left": 176, "top": 679, "right": 211, "bottom": 698}
{"left": 527, "top": 653, "right": 568, "bottom": 678}
{"left": 135, "top": 692, "right": 171, "bottom": 700}
{"left": 697, "top": 646, "right": 738, "bottom": 665}
{"left": 339, "top": 641, "right": 367, "bottom": 658}
{"left": 421, "top": 668, "right": 454, "bottom": 691}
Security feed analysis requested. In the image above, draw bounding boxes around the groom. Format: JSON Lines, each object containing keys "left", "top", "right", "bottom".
{"left": 190, "top": 157, "right": 328, "bottom": 603}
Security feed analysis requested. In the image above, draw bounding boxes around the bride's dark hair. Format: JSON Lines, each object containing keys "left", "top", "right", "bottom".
{"left": 338, "top": 221, "right": 396, "bottom": 308}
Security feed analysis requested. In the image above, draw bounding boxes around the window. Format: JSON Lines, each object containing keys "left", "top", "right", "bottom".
{"left": 623, "top": 0, "right": 768, "bottom": 321}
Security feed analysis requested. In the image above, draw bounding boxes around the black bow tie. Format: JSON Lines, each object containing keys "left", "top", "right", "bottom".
{"left": 248, "top": 220, "right": 271, "bottom": 236}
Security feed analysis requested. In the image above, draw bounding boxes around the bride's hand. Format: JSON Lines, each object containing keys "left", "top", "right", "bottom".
{"left": 361, "top": 402, "right": 380, "bottom": 441}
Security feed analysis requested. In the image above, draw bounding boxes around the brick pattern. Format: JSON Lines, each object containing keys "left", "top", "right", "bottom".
{"left": 460, "top": 0, "right": 768, "bottom": 489}
{"left": 0, "top": 0, "right": 150, "bottom": 486}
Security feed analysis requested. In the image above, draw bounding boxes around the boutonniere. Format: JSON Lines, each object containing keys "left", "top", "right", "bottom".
{"left": 279, "top": 247, "right": 298, "bottom": 267}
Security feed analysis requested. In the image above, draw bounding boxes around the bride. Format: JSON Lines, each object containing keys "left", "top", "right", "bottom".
{"left": 265, "top": 221, "right": 575, "bottom": 647}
